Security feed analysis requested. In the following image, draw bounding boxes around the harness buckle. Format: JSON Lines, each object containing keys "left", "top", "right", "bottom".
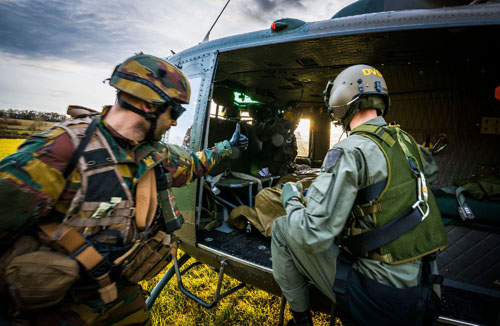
{"left": 89, "top": 257, "right": 113, "bottom": 280}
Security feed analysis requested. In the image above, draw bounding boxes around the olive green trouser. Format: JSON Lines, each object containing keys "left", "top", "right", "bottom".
{"left": 271, "top": 216, "right": 340, "bottom": 312}
{"left": 22, "top": 283, "right": 151, "bottom": 326}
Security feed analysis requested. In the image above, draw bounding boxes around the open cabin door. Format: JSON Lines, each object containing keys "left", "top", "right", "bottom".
{"left": 165, "top": 51, "right": 219, "bottom": 247}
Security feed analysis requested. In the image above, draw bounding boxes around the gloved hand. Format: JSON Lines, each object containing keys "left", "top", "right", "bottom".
{"left": 281, "top": 182, "right": 302, "bottom": 208}
{"left": 229, "top": 123, "right": 248, "bottom": 150}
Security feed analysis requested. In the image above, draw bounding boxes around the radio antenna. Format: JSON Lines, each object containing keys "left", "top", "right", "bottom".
{"left": 202, "top": 0, "right": 231, "bottom": 43}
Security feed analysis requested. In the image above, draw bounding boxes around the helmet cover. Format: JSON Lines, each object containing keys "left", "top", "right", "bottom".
{"left": 110, "top": 53, "right": 191, "bottom": 105}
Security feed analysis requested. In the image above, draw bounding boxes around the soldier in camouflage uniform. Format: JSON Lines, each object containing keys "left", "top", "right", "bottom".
{"left": 0, "top": 53, "right": 247, "bottom": 325}
{"left": 271, "top": 65, "right": 447, "bottom": 325}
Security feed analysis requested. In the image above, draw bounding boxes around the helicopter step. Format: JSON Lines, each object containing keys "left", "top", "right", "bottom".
{"left": 147, "top": 253, "right": 246, "bottom": 309}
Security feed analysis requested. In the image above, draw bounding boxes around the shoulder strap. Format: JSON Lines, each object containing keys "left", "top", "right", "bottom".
{"left": 350, "top": 125, "right": 395, "bottom": 147}
{"left": 63, "top": 118, "right": 99, "bottom": 178}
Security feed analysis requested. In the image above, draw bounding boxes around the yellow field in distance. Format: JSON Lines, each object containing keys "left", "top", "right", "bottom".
{"left": 0, "top": 139, "right": 25, "bottom": 160}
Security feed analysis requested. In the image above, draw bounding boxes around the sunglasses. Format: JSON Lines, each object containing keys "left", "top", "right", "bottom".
{"left": 161, "top": 96, "right": 186, "bottom": 121}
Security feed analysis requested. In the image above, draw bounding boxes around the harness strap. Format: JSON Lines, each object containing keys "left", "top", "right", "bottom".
{"left": 63, "top": 118, "right": 99, "bottom": 178}
{"left": 332, "top": 251, "right": 354, "bottom": 295}
{"left": 39, "top": 223, "right": 117, "bottom": 304}
{"left": 354, "top": 179, "right": 386, "bottom": 205}
{"left": 346, "top": 205, "right": 424, "bottom": 256}
{"left": 351, "top": 125, "right": 395, "bottom": 147}
{"left": 117, "top": 97, "right": 167, "bottom": 141}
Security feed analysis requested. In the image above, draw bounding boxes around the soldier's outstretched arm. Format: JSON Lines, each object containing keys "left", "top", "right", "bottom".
{"left": 161, "top": 140, "right": 231, "bottom": 187}
{"left": 161, "top": 124, "right": 248, "bottom": 188}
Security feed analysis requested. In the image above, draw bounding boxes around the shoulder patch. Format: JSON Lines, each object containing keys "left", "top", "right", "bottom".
{"left": 324, "top": 148, "right": 342, "bottom": 172}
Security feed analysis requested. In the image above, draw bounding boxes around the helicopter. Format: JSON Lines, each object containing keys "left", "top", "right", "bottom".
{"left": 146, "top": 1, "right": 500, "bottom": 325}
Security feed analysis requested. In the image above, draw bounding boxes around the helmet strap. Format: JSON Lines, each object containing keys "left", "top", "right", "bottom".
{"left": 118, "top": 97, "right": 159, "bottom": 141}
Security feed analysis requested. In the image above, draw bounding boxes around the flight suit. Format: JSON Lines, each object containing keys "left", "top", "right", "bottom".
{"left": 271, "top": 116, "right": 441, "bottom": 313}
{"left": 0, "top": 116, "right": 232, "bottom": 325}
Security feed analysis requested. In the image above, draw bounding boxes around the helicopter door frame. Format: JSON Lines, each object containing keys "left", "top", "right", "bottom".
{"left": 166, "top": 51, "right": 219, "bottom": 248}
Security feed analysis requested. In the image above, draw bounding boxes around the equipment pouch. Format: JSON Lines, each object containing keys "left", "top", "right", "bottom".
{"left": 5, "top": 247, "right": 80, "bottom": 310}
{"left": 120, "top": 231, "right": 174, "bottom": 283}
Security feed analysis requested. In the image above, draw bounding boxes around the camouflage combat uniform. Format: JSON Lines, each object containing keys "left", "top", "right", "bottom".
{"left": 0, "top": 116, "right": 232, "bottom": 325}
{"left": 271, "top": 116, "right": 445, "bottom": 314}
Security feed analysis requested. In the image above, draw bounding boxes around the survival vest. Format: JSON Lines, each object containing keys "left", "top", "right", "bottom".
{"left": 345, "top": 124, "right": 448, "bottom": 264}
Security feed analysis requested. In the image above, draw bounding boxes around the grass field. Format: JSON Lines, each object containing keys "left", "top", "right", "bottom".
{"left": 0, "top": 118, "right": 55, "bottom": 138}
{"left": 141, "top": 255, "right": 335, "bottom": 326}
{"left": 0, "top": 137, "right": 336, "bottom": 325}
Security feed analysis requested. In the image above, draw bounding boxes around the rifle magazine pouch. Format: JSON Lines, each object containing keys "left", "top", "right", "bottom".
{"left": 5, "top": 249, "right": 80, "bottom": 310}
{"left": 121, "top": 231, "right": 172, "bottom": 283}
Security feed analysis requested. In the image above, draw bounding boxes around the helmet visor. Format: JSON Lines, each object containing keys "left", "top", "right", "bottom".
{"left": 329, "top": 93, "right": 361, "bottom": 120}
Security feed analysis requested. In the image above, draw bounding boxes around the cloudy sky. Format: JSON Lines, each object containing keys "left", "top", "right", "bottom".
{"left": 0, "top": 0, "right": 355, "bottom": 114}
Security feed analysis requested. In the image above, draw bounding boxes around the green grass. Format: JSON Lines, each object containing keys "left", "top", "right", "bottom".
{"left": 141, "top": 254, "right": 337, "bottom": 326}
{"left": 0, "top": 118, "right": 55, "bottom": 139}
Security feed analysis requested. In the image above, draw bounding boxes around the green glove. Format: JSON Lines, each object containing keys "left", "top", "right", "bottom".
{"left": 281, "top": 182, "right": 303, "bottom": 208}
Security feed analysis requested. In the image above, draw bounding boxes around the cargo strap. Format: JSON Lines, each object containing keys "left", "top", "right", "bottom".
{"left": 455, "top": 186, "right": 475, "bottom": 220}
{"left": 39, "top": 223, "right": 117, "bottom": 304}
{"left": 207, "top": 170, "right": 264, "bottom": 192}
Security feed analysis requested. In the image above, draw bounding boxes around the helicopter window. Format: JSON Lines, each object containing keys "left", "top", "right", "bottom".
{"left": 209, "top": 100, "right": 224, "bottom": 119}
{"left": 295, "top": 118, "right": 310, "bottom": 157}
{"left": 329, "top": 123, "right": 347, "bottom": 148}
{"left": 163, "top": 76, "right": 201, "bottom": 148}
{"left": 239, "top": 111, "right": 253, "bottom": 124}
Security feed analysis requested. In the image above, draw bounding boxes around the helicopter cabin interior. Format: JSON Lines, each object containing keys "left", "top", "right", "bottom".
{"left": 195, "top": 23, "right": 500, "bottom": 323}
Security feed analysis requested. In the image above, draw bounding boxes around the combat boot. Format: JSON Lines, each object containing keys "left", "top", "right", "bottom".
{"left": 286, "top": 309, "right": 313, "bottom": 326}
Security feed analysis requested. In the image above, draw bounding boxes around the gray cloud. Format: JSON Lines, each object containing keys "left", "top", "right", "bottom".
{"left": 0, "top": 0, "right": 188, "bottom": 64}
{"left": 0, "top": 1, "right": 113, "bottom": 62}
{"left": 239, "top": 0, "right": 306, "bottom": 23}
{"left": 0, "top": 0, "right": 355, "bottom": 113}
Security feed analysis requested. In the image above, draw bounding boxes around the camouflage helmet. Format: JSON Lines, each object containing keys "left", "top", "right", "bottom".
{"left": 323, "top": 64, "right": 389, "bottom": 128}
{"left": 110, "top": 53, "right": 191, "bottom": 105}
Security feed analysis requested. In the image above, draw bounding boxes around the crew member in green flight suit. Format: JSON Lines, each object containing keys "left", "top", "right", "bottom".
{"left": 271, "top": 64, "right": 447, "bottom": 326}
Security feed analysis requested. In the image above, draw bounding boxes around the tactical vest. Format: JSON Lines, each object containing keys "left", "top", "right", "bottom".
{"left": 347, "top": 124, "right": 447, "bottom": 264}
{"left": 41, "top": 117, "right": 178, "bottom": 301}
{"left": 58, "top": 117, "right": 141, "bottom": 243}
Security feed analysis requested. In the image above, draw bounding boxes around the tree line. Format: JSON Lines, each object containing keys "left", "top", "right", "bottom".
{"left": 0, "top": 108, "right": 66, "bottom": 122}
